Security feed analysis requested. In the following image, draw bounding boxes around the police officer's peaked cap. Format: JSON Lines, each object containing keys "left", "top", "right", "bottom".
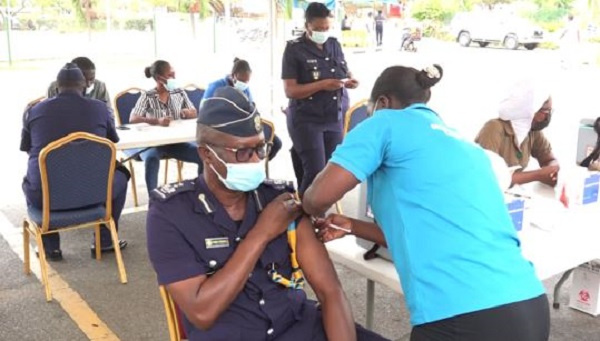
{"left": 57, "top": 62, "right": 85, "bottom": 84}
{"left": 197, "top": 86, "right": 263, "bottom": 137}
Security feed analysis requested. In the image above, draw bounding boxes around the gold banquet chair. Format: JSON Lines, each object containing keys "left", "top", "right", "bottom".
{"left": 114, "top": 88, "right": 181, "bottom": 207}
{"left": 159, "top": 285, "right": 188, "bottom": 341}
{"left": 261, "top": 118, "right": 276, "bottom": 179}
{"left": 335, "top": 99, "right": 370, "bottom": 215}
{"left": 23, "top": 132, "right": 128, "bottom": 301}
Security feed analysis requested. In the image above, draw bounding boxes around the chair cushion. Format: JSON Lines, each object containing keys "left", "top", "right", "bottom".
{"left": 27, "top": 205, "right": 106, "bottom": 229}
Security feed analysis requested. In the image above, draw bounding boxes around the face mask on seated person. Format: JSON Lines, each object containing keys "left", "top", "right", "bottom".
{"left": 207, "top": 146, "right": 266, "bottom": 192}
{"left": 234, "top": 80, "right": 249, "bottom": 92}
{"left": 85, "top": 83, "right": 95, "bottom": 95}
{"left": 164, "top": 78, "right": 179, "bottom": 92}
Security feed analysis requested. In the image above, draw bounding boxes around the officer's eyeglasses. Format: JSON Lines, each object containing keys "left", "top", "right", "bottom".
{"left": 210, "top": 144, "right": 267, "bottom": 162}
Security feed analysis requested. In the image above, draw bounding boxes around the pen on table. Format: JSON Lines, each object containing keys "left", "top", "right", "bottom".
{"left": 505, "top": 192, "right": 532, "bottom": 199}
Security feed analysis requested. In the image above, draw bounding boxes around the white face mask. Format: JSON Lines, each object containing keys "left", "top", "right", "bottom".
{"left": 207, "top": 146, "right": 266, "bottom": 192}
{"left": 310, "top": 30, "right": 330, "bottom": 45}
{"left": 85, "top": 83, "right": 95, "bottom": 95}
{"left": 165, "top": 78, "right": 179, "bottom": 91}
{"left": 234, "top": 80, "right": 249, "bottom": 92}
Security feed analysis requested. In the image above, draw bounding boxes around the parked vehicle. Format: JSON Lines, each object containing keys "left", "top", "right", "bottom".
{"left": 451, "top": 12, "right": 545, "bottom": 50}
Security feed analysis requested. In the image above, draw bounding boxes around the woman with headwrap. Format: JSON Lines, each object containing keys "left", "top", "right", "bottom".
{"left": 476, "top": 79, "right": 559, "bottom": 186}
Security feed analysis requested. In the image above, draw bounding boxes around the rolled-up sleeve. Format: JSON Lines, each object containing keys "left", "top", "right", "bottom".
{"left": 329, "top": 115, "right": 390, "bottom": 182}
{"left": 147, "top": 201, "right": 209, "bottom": 285}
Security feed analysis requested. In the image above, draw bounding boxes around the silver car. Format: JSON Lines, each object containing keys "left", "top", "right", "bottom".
{"left": 451, "top": 12, "right": 545, "bottom": 50}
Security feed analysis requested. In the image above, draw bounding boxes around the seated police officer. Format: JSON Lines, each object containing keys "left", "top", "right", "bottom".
{"left": 21, "top": 63, "right": 129, "bottom": 261}
{"left": 146, "top": 87, "right": 388, "bottom": 341}
{"left": 48, "top": 57, "right": 112, "bottom": 114}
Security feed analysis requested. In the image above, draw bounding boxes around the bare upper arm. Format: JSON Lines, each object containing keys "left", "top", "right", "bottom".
{"left": 303, "top": 163, "right": 360, "bottom": 216}
{"left": 296, "top": 216, "right": 342, "bottom": 299}
{"left": 283, "top": 79, "right": 298, "bottom": 98}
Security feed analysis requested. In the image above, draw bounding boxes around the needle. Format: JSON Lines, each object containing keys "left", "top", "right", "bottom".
{"left": 310, "top": 216, "right": 352, "bottom": 233}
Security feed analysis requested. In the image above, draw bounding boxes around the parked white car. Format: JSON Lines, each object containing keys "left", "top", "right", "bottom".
{"left": 451, "top": 12, "right": 545, "bottom": 50}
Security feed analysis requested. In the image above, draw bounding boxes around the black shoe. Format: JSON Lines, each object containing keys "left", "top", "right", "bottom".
{"left": 90, "top": 240, "right": 128, "bottom": 258}
{"left": 35, "top": 248, "right": 63, "bottom": 262}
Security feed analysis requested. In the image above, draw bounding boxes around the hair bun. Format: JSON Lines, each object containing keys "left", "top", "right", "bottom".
{"left": 233, "top": 57, "right": 240, "bottom": 64}
{"left": 144, "top": 66, "right": 152, "bottom": 78}
{"left": 416, "top": 64, "right": 443, "bottom": 89}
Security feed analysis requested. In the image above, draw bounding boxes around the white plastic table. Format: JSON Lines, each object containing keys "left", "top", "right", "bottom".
{"left": 115, "top": 120, "right": 197, "bottom": 150}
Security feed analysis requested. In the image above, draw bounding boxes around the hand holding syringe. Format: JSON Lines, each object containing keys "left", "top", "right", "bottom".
{"left": 310, "top": 215, "right": 352, "bottom": 233}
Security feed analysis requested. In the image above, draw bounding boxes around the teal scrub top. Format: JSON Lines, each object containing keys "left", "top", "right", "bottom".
{"left": 330, "top": 104, "right": 544, "bottom": 325}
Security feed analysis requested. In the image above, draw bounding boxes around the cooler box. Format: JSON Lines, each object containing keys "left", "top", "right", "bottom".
{"left": 576, "top": 118, "right": 597, "bottom": 164}
{"left": 564, "top": 171, "right": 600, "bottom": 206}
{"left": 581, "top": 173, "right": 600, "bottom": 205}
{"left": 569, "top": 262, "right": 600, "bottom": 316}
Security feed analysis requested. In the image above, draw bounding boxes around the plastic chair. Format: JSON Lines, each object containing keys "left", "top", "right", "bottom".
{"left": 113, "top": 88, "right": 180, "bottom": 206}
{"left": 22, "top": 132, "right": 128, "bottom": 302}
{"left": 159, "top": 285, "right": 188, "bottom": 341}
{"left": 183, "top": 84, "right": 205, "bottom": 113}
{"left": 261, "top": 118, "right": 275, "bottom": 179}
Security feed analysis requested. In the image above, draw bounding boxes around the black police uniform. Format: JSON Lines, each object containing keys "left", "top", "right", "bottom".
{"left": 282, "top": 34, "right": 351, "bottom": 194}
{"left": 21, "top": 89, "right": 128, "bottom": 253}
{"left": 147, "top": 178, "right": 389, "bottom": 341}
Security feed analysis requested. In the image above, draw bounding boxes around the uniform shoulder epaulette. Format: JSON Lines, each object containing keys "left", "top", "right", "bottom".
{"left": 151, "top": 180, "right": 195, "bottom": 202}
{"left": 287, "top": 37, "right": 302, "bottom": 45}
{"left": 262, "top": 178, "right": 295, "bottom": 193}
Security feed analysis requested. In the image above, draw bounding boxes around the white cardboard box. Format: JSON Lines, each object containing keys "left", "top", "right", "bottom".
{"left": 569, "top": 262, "right": 600, "bottom": 316}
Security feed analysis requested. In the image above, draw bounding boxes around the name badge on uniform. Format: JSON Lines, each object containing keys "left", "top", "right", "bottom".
{"left": 312, "top": 70, "right": 320, "bottom": 80}
{"left": 205, "top": 237, "right": 229, "bottom": 249}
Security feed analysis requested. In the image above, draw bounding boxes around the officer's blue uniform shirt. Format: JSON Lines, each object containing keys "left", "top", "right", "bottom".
{"left": 282, "top": 34, "right": 349, "bottom": 125}
{"left": 203, "top": 76, "right": 254, "bottom": 104}
{"left": 330, "top": 104, "right": 545, "bottom": 326}
{"left": 147, "top": 177, "right": 320, "bottom": 341}
{"left": 21, "top": 91, "right": 118, "bottom": 192}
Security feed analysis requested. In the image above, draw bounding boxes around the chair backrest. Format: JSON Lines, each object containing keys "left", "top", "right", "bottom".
{"left": 344, "top": 99, "right": 370, "bottom": 136}
{"left": 39, "top": 132, "right": 116, "bottom": 230}
{"left": 114, "top": 88, "right": 143, "bottom": 126}
{"left": 159, "top": 285, "right": 187, "bottom": 341}
{"left": 183, "top": 84, "right": 205, "bottom": 113}
{"left": 261, "top": 118, "right": 275, "bottom": 144}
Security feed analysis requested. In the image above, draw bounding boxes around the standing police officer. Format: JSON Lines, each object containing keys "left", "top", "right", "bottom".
{"left": 282, "top": 2, "right": 359, "bottom": 195}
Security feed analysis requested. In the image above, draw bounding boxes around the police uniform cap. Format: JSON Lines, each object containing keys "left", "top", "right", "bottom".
{"left": 57, "top": 62, "right": 85, "bottom": 84}
{"left": 197, "top": 86, "right": 263, "bottom": 137}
